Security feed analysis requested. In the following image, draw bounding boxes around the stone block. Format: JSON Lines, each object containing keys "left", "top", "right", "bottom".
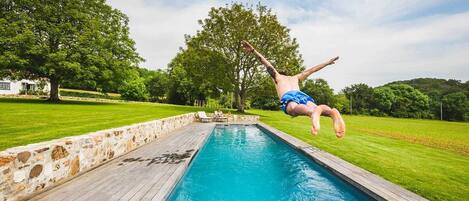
{"left": 16, "top": 152, "right": 31, "bottom": 163}
{"left": 51, "top": 146, "right": 69, "bottom": 160}
{"left": 69, "top": 157, "right": 80, "bottom": 176}
{"left": 0, "top": 156, "right": 15, "bottom": 167}
{"left": 29, "top": 165, "right": 43, "bottom": 179}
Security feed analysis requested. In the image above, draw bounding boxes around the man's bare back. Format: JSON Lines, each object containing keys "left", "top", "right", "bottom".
{"left": 242, "top": 40, "right": 345, "bottom": 138}
{"left": 275, "top": 75, "right": 300, "bottom": 98}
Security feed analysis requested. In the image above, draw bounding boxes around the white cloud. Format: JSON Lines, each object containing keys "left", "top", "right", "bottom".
{"left": 273, "top": 0, "right": 469, "bottom": 91}
{"left": 107, "top": 0, "right": 469, "bottom": 91}
{"left": 107, "top": 0, "right": 219, "bottom": 69}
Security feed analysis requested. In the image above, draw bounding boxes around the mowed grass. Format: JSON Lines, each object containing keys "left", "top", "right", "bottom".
{"left": 0, "top": 98, "right": 206, "bottom": 150}
{"left": 1, "top": 98, "right": 468, "bottom": 200}
{"left": 249, "top": 109, "right": 469, "bottom": 201}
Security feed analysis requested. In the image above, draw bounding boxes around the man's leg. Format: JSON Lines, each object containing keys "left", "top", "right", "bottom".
{"left": 285, "top": 102, "right": 312, "bottom": 116}
{"left": 306, "top": 102, "right": 345, "bottom": 138}
{"left": 307, "top": 102, "right": 327, "bottom": 135}
{"left": 286, "top": 102, "right": 322, "bottom": 135}
{"left": 286, "top": 102, "right": 345, "bottom": 137}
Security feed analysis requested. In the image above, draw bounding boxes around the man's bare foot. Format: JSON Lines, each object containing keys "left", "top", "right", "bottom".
{"left": 310, "top": 106, "right": 322, "bottom": 135}
{"left": 330, "top": 108, "right": 345, "bottom": 138}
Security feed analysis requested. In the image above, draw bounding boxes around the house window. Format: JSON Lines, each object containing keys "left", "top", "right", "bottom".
{"left": 0, "top": 82, "right": 10, "bottom": 90}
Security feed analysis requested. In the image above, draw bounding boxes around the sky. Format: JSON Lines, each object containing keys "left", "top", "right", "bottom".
{"left": 107, "top": 0, "right": 469, "bottom": 91}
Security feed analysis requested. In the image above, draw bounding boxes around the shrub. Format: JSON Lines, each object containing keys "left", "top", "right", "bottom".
{"left": 118, "top": 79, "right": 149, "bottom": 101}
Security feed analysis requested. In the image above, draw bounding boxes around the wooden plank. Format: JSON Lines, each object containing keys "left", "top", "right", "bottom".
{"left": 77, "top": 127, "right": 201, "bottom": 201}
{"left": 316, "top": 151, "right": 417, "bottom": 201}
{"left": 132, "top": 127, "right": 211, "bottom": 200}
{"left": 32, "top": 125, "right": 195, "bottom": 201}
{"left": 150, "top": 132, "right": 210, "bottom": 201}
{"left": 89, "top": 131, "right": 196, "bottom": 199}
{"left": 30, "top": 123, "right": 215, "bottom": 201}
{"left": 116, "top": 130, "right": 202, "bottom": 201}
{"left": 127, "top": 135, "right": 199, "bottom": 201}
{"left": 146, "top": 131, "right": 209, "bottom": 200}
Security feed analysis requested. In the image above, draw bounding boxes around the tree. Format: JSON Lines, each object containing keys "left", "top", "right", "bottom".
{"left": 342, "top": 83, "right": 373, "bottom": 114}
{"left": 145, "top": 70, "right": 170, "bottom": 102}
{"left": 174, "top": 3, "right": 303, "bottom": 112}
{"left": 167, "top": 64, "right": 206, "bottom": 105}
{"left": 372, "top": 86, "right": 396, "bottom": 115}
{"left": 118, "top": 78, "right": 149, "bottom": 101}
{"left": 0, "top": 0, "right": 142, "bottom": 102}
{"left": 301, "top": 79, "right": 335, "bottom": 106}
{"left": 464, "top": 81, "right": 469, "bottom": 99}
{"left": 333, "top": 93, "right": 350, "bottom": 114}
{"left": 442, "top": 92, "right": 469, "bottom": 121}
{"left": 250, "top": 75, "right": 279, "bottom": 110}
{"left": 387, "top": 84, "right": 430, "bottom": 118}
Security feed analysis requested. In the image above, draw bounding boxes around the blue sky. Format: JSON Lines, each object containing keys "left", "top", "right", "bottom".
{"left": 108, "top": 0, "right": 469, "bottom": 91}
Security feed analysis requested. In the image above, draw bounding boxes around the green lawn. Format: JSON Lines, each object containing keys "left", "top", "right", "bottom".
{"left": 249, "top": 109, "right": 469, "bottom": 201}
{"left": 0, "top": 98, "right": 212, "bottom": 150}
{"left": 60, "top": 88, "right": 121, "bottom": 100}
{"left": 1, "top": 98, "right": 468, "bottom": 200}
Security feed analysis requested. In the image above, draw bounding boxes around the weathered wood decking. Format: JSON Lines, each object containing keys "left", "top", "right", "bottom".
{"left": 31, "top": 123, "right": 215, "bottom": 201}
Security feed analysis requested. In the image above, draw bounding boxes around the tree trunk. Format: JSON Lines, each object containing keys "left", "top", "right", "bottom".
{"left": 237, "top": 90, "right": 246, "bottom": 113}
{"left": 48, "top": 78, "right": 60, "bottom": 103}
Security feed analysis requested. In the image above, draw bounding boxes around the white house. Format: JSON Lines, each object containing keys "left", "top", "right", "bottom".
{"left": 0, "top": 79, "right": 50, "bottom": 95}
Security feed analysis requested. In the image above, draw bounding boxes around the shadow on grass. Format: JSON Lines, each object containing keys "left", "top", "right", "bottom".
{"left": 0, "top": 98, "right": 116, "bottom": 106}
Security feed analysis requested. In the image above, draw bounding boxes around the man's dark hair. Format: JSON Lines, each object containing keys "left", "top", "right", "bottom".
{"left": 278, "top": 71, "right": 288, "bottom": 76}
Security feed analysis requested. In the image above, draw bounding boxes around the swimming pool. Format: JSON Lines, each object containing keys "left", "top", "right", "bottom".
{"left": 168, "top": 124, "right": 372, "bottom": 201}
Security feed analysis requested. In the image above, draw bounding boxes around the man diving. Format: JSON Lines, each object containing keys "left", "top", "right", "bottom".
{"left": 242, "top": 41, "right": 345, "bottom": 137}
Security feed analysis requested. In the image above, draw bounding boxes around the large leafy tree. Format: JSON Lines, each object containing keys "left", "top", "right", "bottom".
{"left": 371, "top": 86, "right": 396, "bottom": 115}
{"left": 141, "top": 69, "right": 170, "bottom": 102}
{"left": 167, "top": 63, "right": 206, "bottom": 105}
{"left": 173, "top": 3, "right": 303, "bottom": 112}
{"left": 0, "top": 0, "right": 142, "bottom": 102}
{"left": 442, "top": 92, "right": 469, "bottom": 121}
{"left": 386, "top": 84, "right": 430, "bottom": 118}
{"left": 342, "top": 83, "right": 374, "bottom": 114}
{"left": 301, "top": 79, "right": 335, "bottom": 106}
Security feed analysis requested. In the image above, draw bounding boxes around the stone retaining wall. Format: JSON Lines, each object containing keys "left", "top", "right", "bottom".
{"left": 0, "top": 113, "right": 258, "bottom": 201}
{"left": 226, "top": 114, "right": 260, "bottom": 122}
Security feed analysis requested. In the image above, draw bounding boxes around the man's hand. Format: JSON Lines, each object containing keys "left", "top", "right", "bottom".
{"left": 242, "top": 40, "right": 255, "bottom": 53}
{"left": 327, "top": 56, "right": 339, "bottom": 65}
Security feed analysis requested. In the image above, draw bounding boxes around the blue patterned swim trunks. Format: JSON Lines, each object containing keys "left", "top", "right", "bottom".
{"left": 280, "top": 90, "right": 315, "bottom": 114}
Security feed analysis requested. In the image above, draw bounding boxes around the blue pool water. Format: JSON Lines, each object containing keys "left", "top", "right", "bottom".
{"left": 168, "top": 125, "right": 372, "bottom": 201}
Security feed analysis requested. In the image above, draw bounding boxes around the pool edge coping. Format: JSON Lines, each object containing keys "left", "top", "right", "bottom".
{"left": 256, "top": 122, "right": 428, "bottom": 201}
{"left": 160, "top": 123, "right": 216, "bottom": 201}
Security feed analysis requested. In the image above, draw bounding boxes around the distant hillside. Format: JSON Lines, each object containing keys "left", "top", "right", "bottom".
{"left": 387, "top": 78, "right": 469, "bottom": 99}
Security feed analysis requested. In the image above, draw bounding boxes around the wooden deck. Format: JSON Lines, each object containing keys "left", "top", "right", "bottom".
{"left": 31, "top": 123, "right": 215, "bottom": 201}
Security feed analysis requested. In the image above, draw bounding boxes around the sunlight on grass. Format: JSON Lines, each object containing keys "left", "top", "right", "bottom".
{"left": 0, "top": 98, "right": 205, "bottom": 150}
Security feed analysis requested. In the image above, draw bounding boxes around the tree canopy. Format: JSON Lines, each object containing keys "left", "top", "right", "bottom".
{"left": 0, "top": 0, "right": 142, "bottom": 101}
{"left": 170, "top": 3, "right": 304, "bottom": 111}
{"left": 301, "top": 79, "right": 335, "bottom": 106}
{"left": 342, "top": 83, "right": 374, "bottom": 114}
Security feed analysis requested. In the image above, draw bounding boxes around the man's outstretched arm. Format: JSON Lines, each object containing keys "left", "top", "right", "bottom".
{"left": 242, "top": 41, "right": 279, "bottom": 80}
{"left": 296, "top": 56, "right": 339, "bottom": 81}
